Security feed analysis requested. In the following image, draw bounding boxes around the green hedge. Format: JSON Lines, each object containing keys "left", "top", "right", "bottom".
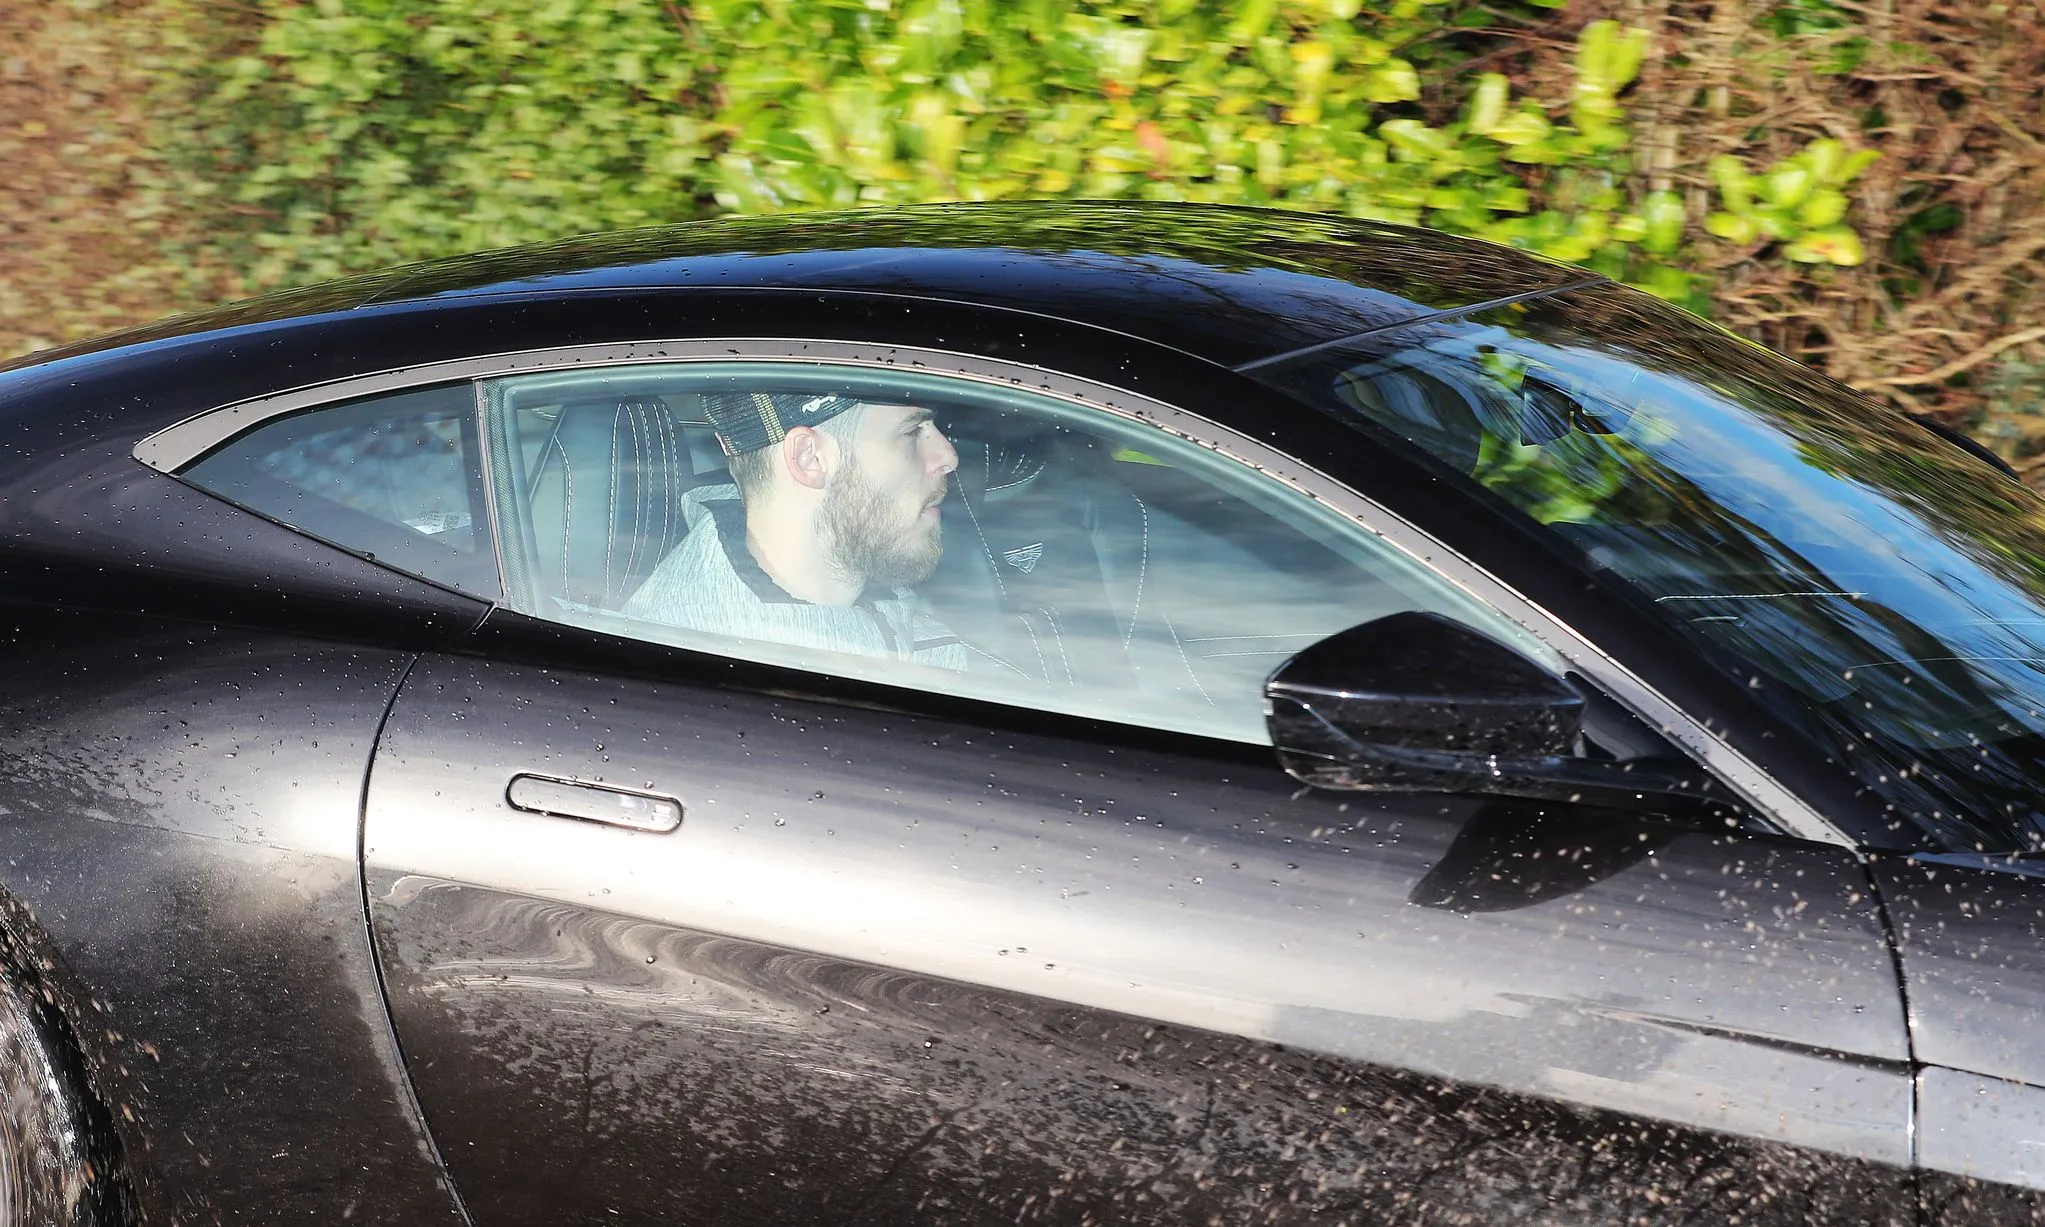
{"left": 167, "top": 0, "right": 1881, "bottom": 314}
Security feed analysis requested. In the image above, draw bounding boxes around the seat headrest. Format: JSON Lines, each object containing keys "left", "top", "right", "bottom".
{"left": 526, "top": 398, "right": 695, "bottom": 609}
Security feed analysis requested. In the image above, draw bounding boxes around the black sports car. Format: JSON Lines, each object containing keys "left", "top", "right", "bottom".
{"left": 4, "top": 201, "right": 2044, "bottom": 1225}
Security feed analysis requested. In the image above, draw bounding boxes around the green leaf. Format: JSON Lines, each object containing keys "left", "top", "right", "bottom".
{"left": 1834, "top": 148, "right": 1882, "bottom": 185}
{"left": 1378, "top": 119, "right": 1454, "bottom": 161}
{"left": 1784, "top": 226, "right": 1868, "bottom": 265}
{"left": 1763, "top": 163, "right": 1814, "bottom": 208}
{"left": 1465, "top": 72, "right": 1508, "bottom": 136}
{"left": 1482, "top": 184, "right": 1531, "bottom": 213}
{"left": 1799, "top": 138, "right": 1844, "bottom": 184}
{"left": 1575, "top": 20, "right": 1649, "bottom": 93}
{"left": 1362, "top": 60, "right": 1421, "bottom": 104}
{"left": 1639, "top": 189, "right": 1686, "bottom": 254}
{"left": 1708, "top": 154, "right": 1753, "bottom": 213}
{"left": 1224, "top": 0, "right": 1278, "bottom": 45}
{"left": 1485, "top": 108, "right": 1551, "bottom": 147}
{"left": 1799, "top": 188, "right": 1848, "bottom": 228}
{"left": 1705, "top": 211, "right": 1758, "bottom": 243}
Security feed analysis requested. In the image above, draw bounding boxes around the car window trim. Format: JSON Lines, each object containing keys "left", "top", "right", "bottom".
{"left": 132, "top": 337, "right": 1855, "bottom": 850}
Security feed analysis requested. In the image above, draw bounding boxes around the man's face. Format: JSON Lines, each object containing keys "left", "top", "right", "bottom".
{"left": 821, "top": 403, "right": 959, "bottom": 589}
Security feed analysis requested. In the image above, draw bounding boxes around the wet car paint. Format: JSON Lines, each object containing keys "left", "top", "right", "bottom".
{"left": 362, "top": 641, "right": 1913, "bottom": 1224}
{"left": 0, "top": 386, "right": 486, "bottom": 1220}
{"left": 0, "top": 613, "right": 466, "bottom": 1223}
{"left": 375, "top": 882, "right": 1914, "bottom": 1227}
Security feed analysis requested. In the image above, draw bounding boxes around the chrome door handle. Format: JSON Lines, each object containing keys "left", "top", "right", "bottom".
{"left": 506, "top": 774, "right": 683, "bottom": 833}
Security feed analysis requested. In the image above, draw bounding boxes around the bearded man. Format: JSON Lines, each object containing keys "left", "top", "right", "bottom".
{"left": 621, "top": 390, "right": 970, "bottom": 670}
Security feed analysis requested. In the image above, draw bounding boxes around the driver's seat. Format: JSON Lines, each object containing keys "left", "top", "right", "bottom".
{"left": 925, "top": 428, "right": 1207, "bottom": 709}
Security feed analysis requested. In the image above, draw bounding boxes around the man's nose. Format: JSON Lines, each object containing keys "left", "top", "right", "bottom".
{"left": 929, "top": 427, "right": 959, "bottom": 476}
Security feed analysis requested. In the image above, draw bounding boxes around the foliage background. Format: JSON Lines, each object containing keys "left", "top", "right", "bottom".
{"left": 2, "top": 0, "right": 2039, "bottom": 465}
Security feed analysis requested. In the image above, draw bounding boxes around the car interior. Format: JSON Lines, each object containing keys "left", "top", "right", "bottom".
{"left": 487, "top": 381, "right": 1428, "bottom": 740}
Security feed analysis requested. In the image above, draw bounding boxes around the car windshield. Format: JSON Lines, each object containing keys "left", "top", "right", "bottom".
{"left": 1250, "top": 280, "right": 2045, "bottom": 854}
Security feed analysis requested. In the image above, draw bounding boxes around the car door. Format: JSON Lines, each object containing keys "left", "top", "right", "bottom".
{"left": 361, "top": 341, "right": 1915, "bottom": 1226}
{"left": 1865, "top": 854, "right": 2045, "bottom": 1223}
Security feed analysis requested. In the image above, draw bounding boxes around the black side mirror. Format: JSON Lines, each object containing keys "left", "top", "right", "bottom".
{"left": 1265, "top": 611, "right": 1739, "bottom": 819}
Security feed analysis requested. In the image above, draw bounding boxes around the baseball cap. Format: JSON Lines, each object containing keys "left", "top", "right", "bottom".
{"left": 701, "top": 390, "right": 861, "bottom": 457}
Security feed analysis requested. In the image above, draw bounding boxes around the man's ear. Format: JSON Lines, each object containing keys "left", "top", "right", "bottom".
{"left": 779, "top": 426, "right": 832, "bottom": 492}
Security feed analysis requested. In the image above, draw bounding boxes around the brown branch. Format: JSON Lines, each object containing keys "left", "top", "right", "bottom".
{"left": 1879, "top": 383, "right": 1932, "bottom": 416}
{"left": 1898, "top": 232, "right": 2045, "bottom": 327}
{"left": 1981, "top": 109, "right": 2045, "bottom": 155}
{"left": 1858, "top": 325, "right": 2045, "bottom": 387}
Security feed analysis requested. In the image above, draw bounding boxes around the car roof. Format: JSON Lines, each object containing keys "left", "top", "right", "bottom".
{"left": 6, "top": 202, "right": 1601, "bottom": 374}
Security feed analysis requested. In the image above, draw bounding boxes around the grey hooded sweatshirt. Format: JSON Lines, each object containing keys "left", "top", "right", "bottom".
{"left": 621, "top": 484, "right": 970, "bottom": 671}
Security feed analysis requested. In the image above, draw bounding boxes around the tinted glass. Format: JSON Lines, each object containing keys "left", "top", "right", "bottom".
{"left": 1253, "top": 281, "right": 2045, "bottom": 852}
{"left": 481, "top": 361, "right": 1551, "bottom": 744}
{"left": 181, "top": 384, "right": 495, "bottom": 596}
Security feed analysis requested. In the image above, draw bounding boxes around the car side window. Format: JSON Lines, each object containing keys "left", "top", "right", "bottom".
{"left": 179, "top": 384, "right": 495, "bottom": 596}
{"left": 480, "top": 361, "right": 1551, "bottom": 744}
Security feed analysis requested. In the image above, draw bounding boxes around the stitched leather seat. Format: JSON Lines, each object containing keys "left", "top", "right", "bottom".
{"left": 525, "top": 398, "right": 697, "bottom": 610}
{"left": 926, "top": 427, "right": 1210, "bottom": 707}
{"left": 926, "top": 434, "right": 1110, "bottom": 683}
